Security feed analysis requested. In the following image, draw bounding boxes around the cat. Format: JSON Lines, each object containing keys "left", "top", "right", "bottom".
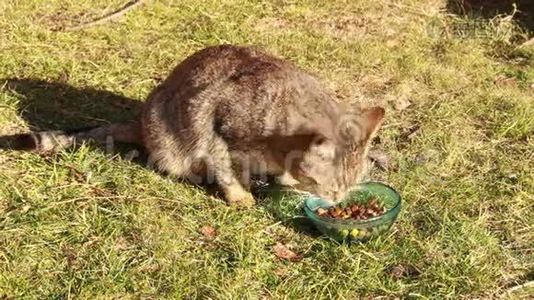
{"left": 2, "top": 45, "right": 384, "bottom": 207}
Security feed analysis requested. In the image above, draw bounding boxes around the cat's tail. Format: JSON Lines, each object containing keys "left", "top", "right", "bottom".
{"left": 0, "top": 121, "right": 142, "bottom": 152}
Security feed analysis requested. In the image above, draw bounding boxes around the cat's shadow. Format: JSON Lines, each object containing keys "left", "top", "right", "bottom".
{"left": 1, "top": 78, "right": 142, "bottom": 131}
{"left": 0, "top": 78, "right": 320, "bottom": 236}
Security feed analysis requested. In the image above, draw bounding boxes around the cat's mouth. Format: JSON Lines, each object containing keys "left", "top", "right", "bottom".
{"left": 289, "top": 184, "right": 314, "bottom": 197}
{"left": 291, "top": 183, "right": 343, "bottom": 203}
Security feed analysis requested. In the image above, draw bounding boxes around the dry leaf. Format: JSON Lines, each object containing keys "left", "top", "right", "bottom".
{"left": 66, "top": 164, "right": 86, "bottom": 182}
{"left": 20, "top": 204, "right": 31, "bottom": 213}
{"left": 62, "top": 245, "right": 77, "bottom": 267}
{"left": 114, "top": 236, "right": 130, "bottom": 251}
{"left": 494, "top": 75, "right": 517, "bottom": 88}
{"left": 58, "top": 71, "right": 69, "bottom": 83}
{"left": 396, "top": 124, "right": 421, "bottom": 150}
{"left": 368, "top": 149, "right": 391, "bottom": 171}
{"left": 400, "top": 124, "right": 420, "bottom": 141}
{"left": 273, "top": 242, "right": 302, "bottom": 262}
{"left": 390, "top": 264, "right": 404, "bottom": 279}
{"left": 200, "top": 226, "right": 217, "bottom": 239}
{"left": 394, "top": 95, "right": 411, "bottom": 111}
{"left": 414, "top": 153, "right": 428, "bottom": 165}
{"left": 388, "top": 263, "right": 421, "bottom": 279}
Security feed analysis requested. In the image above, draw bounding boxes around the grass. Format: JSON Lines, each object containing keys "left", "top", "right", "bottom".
{"left": 0, "top": 0, "right": 533, "bottom": 298}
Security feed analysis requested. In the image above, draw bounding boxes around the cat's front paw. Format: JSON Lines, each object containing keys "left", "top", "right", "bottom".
{"left": 276, "top": 172, "right": 300, "bottom": 187}
{"left": 224, "top": 184, "right": 256, "bottom": 208}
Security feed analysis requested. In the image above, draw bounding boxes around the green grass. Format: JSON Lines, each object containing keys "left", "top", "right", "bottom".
{"left": 1, "top": 0, "right": 533, "bottom": 298}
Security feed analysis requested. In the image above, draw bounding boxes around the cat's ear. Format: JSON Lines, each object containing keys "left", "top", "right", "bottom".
{"left": 337, "top": 106, "right": 385, "bottom": 144}
{"left": 360, "top": 106, "right": 385, "bottom": 141}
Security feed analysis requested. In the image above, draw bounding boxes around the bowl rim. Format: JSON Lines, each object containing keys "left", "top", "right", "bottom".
{"left": 304, "top": 181, "right": 401, "bottom": 225}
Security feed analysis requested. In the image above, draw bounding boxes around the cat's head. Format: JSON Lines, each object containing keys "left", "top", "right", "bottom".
{"left": 292, "top": 106, "right": 385, "bottom": 202}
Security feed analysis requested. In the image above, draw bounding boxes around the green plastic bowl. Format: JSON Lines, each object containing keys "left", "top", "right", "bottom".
{"left": 304, "top": 182, "right": 401, "bottom": 242}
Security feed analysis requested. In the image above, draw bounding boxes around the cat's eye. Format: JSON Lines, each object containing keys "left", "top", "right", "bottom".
{"left": 314, "top": 137, "right": 325, "bottom": 145}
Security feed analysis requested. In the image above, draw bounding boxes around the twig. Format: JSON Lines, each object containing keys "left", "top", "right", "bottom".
{"left": 260, "top": 216, "right": 308, "bottom": 235}
{"left": 50, "top": 195, "right": 127, "bottom": 206}
{"left": 61, "top": 0, "right": 144, "bottom": 31}
{"left": 518, "top": 37, "right": 534, "bottom": 49}
{"left": 504, "top": 281, "right": 534, "bottom": 295}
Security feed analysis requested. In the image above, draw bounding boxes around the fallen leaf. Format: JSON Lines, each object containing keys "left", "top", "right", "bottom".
{"left": 62, "top": 245, "right": 77, "bottom": 267}
{"left": 91, "top": 186, "right": 112, "bottom": 197}
{"left": 390, "top": 264, "right": 404, "bottom": 279}
{"left": 58, "top": 71, "right": 69, "bottom": 83}
{"left": 494, "top": 75, "right": 517, "bottom": 88}
{"left": 200, "top": 226, "right": 217, "bottom": 239}
{"left": 368, "top": 149, "right": 391, "bottom": 171}
{"left": 273, "top": 242, "right": 302, "bottom": 262}
{"left": 397, "top": 124, "right": 420, "bottom": 145}
{"left": 414, "top": 153, "right": 428, "bottom": 165}
{"left": 404, "top": 125, "right": 420, "bottom": 140}
{"left": 66, "top": 164, "right": 86, "bottom": 182}
{"left": 394, "top": 95, "right": 411, "bottom": 111}
{"left": 388, "top": 263, "right": 421, "bottom": 279}
{"left": 115, "top": 236, "right": 130, "bottom": 251}
{"left": 136, "top": 262, "right": 160, "bottom": 273}
{"left": 395, "top": 124, "right": 421, "bottom": 150}
{"left": 20, "top": 204, "right": 31, "bottom": 213}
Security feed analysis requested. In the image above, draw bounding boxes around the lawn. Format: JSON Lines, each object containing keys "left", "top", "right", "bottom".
{"left": 0, "top": 0, "right": 533, "bottom": 298}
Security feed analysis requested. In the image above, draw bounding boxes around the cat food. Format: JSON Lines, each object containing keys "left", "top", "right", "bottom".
{"left": 315, "top": 197, "right": 386, "bottom": 220}
{"left": 304, "top": 182, "right": 401, "bottom": 242}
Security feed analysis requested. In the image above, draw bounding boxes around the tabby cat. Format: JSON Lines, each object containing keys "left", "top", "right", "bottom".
{"left": 5, "top": 45, "right": 385, "bottom": 207}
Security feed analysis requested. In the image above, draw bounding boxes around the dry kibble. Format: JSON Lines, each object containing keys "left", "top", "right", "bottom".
{"left": 316, "top": 198, "right": 387, "bottom": 220}
{"left": 316, "top": 208, "right": 328, "bottom": 216}
{"left": 330, "top": 208, "right": 340, "bottom": 217}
